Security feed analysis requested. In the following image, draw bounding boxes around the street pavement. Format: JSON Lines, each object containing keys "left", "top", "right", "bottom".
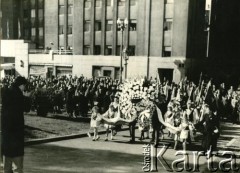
{"left": 20, "top": 121, "right": 240, "bottom": 173}
{"left": 0, "top": 121, "right": 239, "bottom": 173}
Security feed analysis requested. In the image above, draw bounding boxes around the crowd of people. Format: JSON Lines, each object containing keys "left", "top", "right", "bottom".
{"left": 1, "top": 74, "right": 240, "bottom": 153}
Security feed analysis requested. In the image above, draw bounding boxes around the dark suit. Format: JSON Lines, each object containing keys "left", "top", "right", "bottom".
{"left": 1, "top": 84, "right": 30, "bottom": 157}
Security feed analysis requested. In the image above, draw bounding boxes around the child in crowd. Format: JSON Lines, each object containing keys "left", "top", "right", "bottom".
{"left": 103, "top": 104, "right": 117, "bottom": 141}
{"left": 88, "top": 105, "right": 102, "bottom": 141}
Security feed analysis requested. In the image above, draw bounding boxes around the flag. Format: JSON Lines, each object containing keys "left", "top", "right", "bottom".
{"left": 7, "top": 19, "right": 9, "bottom": 39}
{"left": 204, "top": 80, "right": 212, "bottom": 105}
{"left": 18, "top": 18, "right": 21, "bottom": 39}
{"left": 156, "top": 70, "right": 161, "bottom": 93}
{"left": 156, "top": 105, "right": 180, "bottom": 134}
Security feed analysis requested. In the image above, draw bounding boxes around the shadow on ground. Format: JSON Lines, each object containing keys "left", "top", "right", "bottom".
{"left": 24, "top": 143, "right": 229, "bottom": 173}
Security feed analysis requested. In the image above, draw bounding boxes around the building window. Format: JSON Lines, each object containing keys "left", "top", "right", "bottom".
{"left": 83, "top": 46, "right": 90, "bottom": 55}
{"left": 23, "top": 0, "right": 29, "bottom": 9}
{"left": 118, "top": 0, "right": 125, "bottom": 6}
{"left": 130, "top": 0, "right": 136, "bottom": 6}
{"left": 31, "top": 28, "right": 36, "bottom": 36}
{"left": 59, "top": 25, "right": 64, "bottom": 34}
{"left": 38, "top": 0, "right": 44, "bottom": 8}
{"left": 165, "top": 0, "right": 174, "bottom": 4}
{"left": 106, "top": 20, "right": 113, "bottom": 31}
{"left": 39, "top": 27, "right": 43, "bottom": 36}
{"left": 31, "top": 27, "right": 36, "bottom": 42}
{"left": 30, "top": 0, "right": 36, "bottom": 8}
{"left": 107, "top": 0, "right": 112, "bottom": 6}
{"left": 128, "top": 46, "right": 135, "bottom": 56}
{"left": 31, "top": 18, "right": 36, "bottom": 27}
{"left": 24, "top": 18, "right": 29, "bottom": 26}
{"left": 163, "top": 20, "right": 173, "bottom": 31}
{"left": 59, "top": 5, "right": 65, "bottom": 15}
{"left": 38, "top": 36, "right": 44, "bottom": 48}
{"left": 95, "top": 0, "right": 101, "bottom": 7}
{"left": 31, "top": 9, "right": 36, "bottom": 17}
{"left": 38, "top": 9, "right": 44, "bottom": 17}
{"left": 94, "top": 46, "right": 101, "bottom": 55}
{"left": 129, "top": 20, "right": 137, "bottom": 31}
{"left": 24, "top": 10, "right": 29, "bottom": 18}
{"left": 84, "top": 0, "right": 91, "bottom": 8}
{"left": 68, "top": 5, "right": 73, "bottom": 15}
{"left": 84, "top": 21, "right": 90, "bottom": 31}
{"left": 105, "top": 46, "right": 112, "bottom": 55}
{"left": 116, "top": 46, "right": 121, "bottom": 56}
{"left": 95, "top": 21, "right": 101, "bottom": 31}
{"left": 31, "top": 36, "right": 36, "bottom": 42}
{"left": 163, "top": 46, "right": 172, "bottom": 57}
{"left": 68, "top": 0, "right": 73, "bottom": 5}
{"left": 38, "top": 17, "right": 44, "bottom": 27}
{"left": 68, "top": 25, "right": 72, "bottom": 34}
{"left": 59, "top": 0, "right": 64, "bottom": 5}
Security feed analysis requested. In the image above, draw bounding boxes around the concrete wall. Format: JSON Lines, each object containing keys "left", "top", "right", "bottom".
{"left": 172, "top": 0, "right": 189, "bottom": 56}
{"left": 27, "top": 54, "right": 186, "bottom": 83}
{"left": 149, "top": 56, "right": 186, "bottom": 82}
{"left": 73, "top": 0, "right": 84, "bottom": 54}
{"left": 44, "top": 0, "right": 58, "bottom": 50}
{"left": 149, "top": 0, "right": 164, "bottom": 56}
{"left": 1, "top": 40, "right": 29, "bottom": 77}
{"left": 1, "top": 39, "right": 188, "bottom": 83}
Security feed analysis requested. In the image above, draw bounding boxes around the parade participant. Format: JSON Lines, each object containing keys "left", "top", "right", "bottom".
{"left": 150, "top": 100, "right": 165, "bottom": 145}
{"left": 165, "top": 105, "right": 174, "bottom": 138}
{"left": 199, "top": 104, "right": 220, "bottom": 153}
{"left": 89, "top": 105, "right": 102, "bottom": 141}
{"left": 231, "top": 93, "right": 238, "bottom": 124}
{"left": 1, "top": 76, "right": 31, "bottom": 173}
{"left": 172, "top": 104, "right": 182, "bottom": 150}
{"left": 128, "top": 106, "right": 137, "bottom": 143}
{"left": 103, "top": 104, "right": 117, "bottom": 141}
{"left": 138, "top": 109, "right": 151, "bottom": 141}
{"left": 184, "top": 101, "right": 196, "bottom": 142}
{"left": 179, "top": 112, "right": 190, "bottom": 151}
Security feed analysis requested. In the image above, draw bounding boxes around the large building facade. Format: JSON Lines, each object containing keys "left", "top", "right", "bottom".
{"left": 1, "top": 0, "right": 207, "bottom": 82}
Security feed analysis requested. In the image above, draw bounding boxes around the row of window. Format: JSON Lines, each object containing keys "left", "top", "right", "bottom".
{"left": 23, "top": 0, "right": 44, "bottom": 48}
{"left": 83, "top": 45, "right": 136, "bottom": 56}
{"left": 59, "top": 5, "right": 73, "bottom": 15}
{"left": 84, "top": 20, "right": 137, "bottom": 32}
{"left": 58, "top": 20, "right": 137, "bottom": 35}
{"left": 59, "top": 0, "right": 73, "bottom": 5}
{"left": 84, "top": 0, "right": 137, "bottom": 8}
{"left": 59, "top": 25, "right": 72, "bottom": 35}
{"left": 23, "top": 0, "right": 44, "bottom": 9}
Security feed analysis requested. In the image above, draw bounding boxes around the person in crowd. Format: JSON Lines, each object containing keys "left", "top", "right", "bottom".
{"left": 1, "top": 76, "right": 31, "bottom": 173}
{"left": 78, "top": 89, "right": 89, "bottom": 117}
{"left": 89, "top": 105, "right": 102, "bottom": 141}
{"left": 151, "top": 99, "right": 165, "bottom": 145}
{"left": 199, "top": 104, "right": 220, "bottom": 153}
{"left": 102, "top": 104, "right": 117, "bottom": 141}
{"left": 66, "top": 84, "right": 75, "bottom": 118}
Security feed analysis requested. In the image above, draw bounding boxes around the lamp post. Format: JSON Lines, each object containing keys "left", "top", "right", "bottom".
{"left": 117, "top": 18, "right": 128, "bottom": 83}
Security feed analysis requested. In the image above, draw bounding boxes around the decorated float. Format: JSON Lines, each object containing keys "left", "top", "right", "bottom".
{"left": 101, "top": 78, "right": 182, "bottom": 134}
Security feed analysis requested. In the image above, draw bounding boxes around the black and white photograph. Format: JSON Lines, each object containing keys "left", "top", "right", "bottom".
{"left": 0, "top": 0, "right": 240, "bottom": 172}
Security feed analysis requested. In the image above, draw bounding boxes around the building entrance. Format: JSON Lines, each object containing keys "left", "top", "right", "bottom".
{"left": 158, "top": 68, "right": 173, "bottom": 83}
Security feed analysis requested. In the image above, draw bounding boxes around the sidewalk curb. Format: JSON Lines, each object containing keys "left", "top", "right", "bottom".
{"left": 25, "top": 127, "right": 130, "bottom": 146}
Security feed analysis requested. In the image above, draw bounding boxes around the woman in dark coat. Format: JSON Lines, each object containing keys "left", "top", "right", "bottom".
{"left": 1, "top": 76, "right": 31, "bottom": 173}
{"left": 66, "top": 85, "right": 75, "bottom": 118}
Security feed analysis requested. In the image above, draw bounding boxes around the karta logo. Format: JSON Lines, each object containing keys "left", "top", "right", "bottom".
{"left": 142, "top": 143, "right": 239, "bottom": 172}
